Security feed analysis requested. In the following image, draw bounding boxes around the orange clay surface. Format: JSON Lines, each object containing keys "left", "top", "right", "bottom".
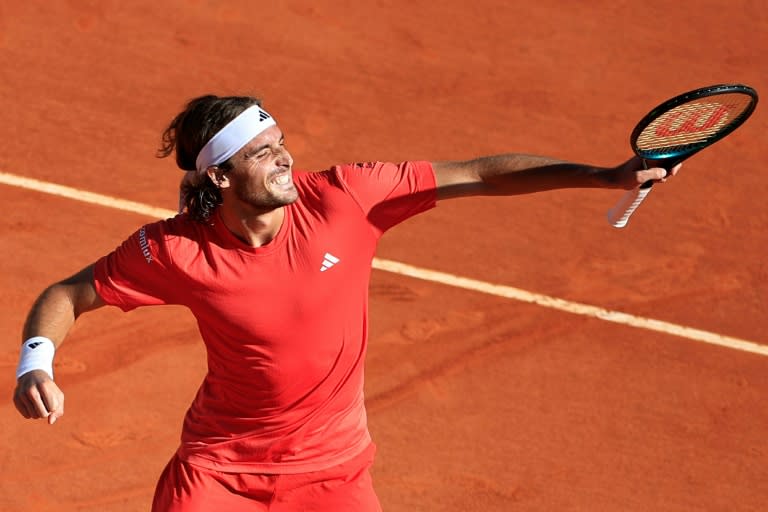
{"left": 1, "top": 2, "right": 766, "bottom": 511}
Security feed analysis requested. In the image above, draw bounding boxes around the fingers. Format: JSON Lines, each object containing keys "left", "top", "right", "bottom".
{"left": 13, "top": 391, "right": 33, "bottom": 418}
{"left": 44, "top": 389, "right": 65, "bottom": 424}
{"left": 40, "top": 383, "right": 65, "bottom": 424}
{"left": 29, "top": 386, "right": 50, "bottom": 418}
{"left": 48, "top": 407, "right": 64, "bottom": 425}
{"left": 642, "top": 162, "right": 683, "bottom": 183}
{"left": 13, "top": 371, "right": 65, "bottom": 424}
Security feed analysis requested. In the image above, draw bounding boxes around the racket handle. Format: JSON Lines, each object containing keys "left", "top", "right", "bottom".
{"left": 607, "top": 181, "right": 653, "bottom": 228}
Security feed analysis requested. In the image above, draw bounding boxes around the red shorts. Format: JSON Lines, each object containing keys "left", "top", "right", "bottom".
{"left": 151, "top": 443, "right": 381, "bottom": 512}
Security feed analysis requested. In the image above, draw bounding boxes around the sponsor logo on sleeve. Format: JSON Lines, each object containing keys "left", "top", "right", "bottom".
{"left": 138, "top": 227, "right": 153, "bottom": 263}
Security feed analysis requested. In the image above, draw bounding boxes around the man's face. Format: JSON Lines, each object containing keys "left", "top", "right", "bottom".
{"left": 219, "top": 125, "right": 298, "bottom": 210}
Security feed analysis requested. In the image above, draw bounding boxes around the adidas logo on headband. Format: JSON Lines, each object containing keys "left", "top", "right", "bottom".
{"left": 195, "top": 105, "right": 277, "bottom": 173}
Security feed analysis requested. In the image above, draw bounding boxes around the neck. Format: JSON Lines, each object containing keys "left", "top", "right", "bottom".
{"left": 218, "top": 203, "right": 285, "bottom": 247}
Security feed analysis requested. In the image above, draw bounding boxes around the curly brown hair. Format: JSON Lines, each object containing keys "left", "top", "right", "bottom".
{"left": 157, "top": 94, "right": 262, "bottom": 222}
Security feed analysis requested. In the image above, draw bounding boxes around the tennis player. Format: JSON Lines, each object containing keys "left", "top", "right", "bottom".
{"left": 12, "top": 94, "right": 678, "bottom": 511}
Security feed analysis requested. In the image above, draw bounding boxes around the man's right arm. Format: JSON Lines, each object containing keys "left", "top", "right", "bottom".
{"left": 12, "top": 264, "right": 105, "bottom": 425}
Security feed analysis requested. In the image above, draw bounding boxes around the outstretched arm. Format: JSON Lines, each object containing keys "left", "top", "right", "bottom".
{"left": 13, "top": 264, "right": 105, "bottom": 425}
{"left": 432, "top": 154, "right": 678, "bottom": 200}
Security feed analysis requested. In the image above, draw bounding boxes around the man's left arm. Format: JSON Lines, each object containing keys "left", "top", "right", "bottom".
{"left": 431, "top": 154, "right": 679, "bottom": 201}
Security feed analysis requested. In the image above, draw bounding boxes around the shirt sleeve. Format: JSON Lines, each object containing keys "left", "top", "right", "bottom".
{"left": 93, "top": 221, "right": 177, "bottom": 311}
{"left": 333, "top": 160, "right": 437, "bottom": 235}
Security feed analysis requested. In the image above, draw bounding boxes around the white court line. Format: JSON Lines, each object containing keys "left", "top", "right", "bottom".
{"left": 2, "top": 170, "right": 766, "bottom": 356}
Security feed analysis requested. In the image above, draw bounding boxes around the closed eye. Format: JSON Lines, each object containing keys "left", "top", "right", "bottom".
{"left": 243, "top": 133, "right": 286, "bottom": 160}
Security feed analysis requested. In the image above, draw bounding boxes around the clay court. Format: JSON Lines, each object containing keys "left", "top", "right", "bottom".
{"left": 1, "top": 1, "right": 766, "bottom": 511}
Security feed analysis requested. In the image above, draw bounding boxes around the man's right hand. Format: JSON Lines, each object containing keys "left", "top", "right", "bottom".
{"left": 13, "top": 370, "right": 65, "bottom": 425}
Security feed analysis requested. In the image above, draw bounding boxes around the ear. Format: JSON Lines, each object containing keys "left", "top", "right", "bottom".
{"left": 206, "top": 166, "right": 230, "bottom": 189}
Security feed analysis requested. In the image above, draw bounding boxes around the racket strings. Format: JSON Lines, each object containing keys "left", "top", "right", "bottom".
{"left": 636, "top": 93, "right": 754, "bottom": 154}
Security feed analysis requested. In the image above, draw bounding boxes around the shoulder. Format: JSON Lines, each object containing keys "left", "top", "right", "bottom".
{"left": 119, "top": 214, "right": 208, "bottom": 262}
{"left": 141, "top": 213, "right": 207, "bottom": 240}
{"left": 291, "top": 162, "right": 436, "bottom": 216}
{"left": 296, "top": 161, "right": 435, "bottom": 190}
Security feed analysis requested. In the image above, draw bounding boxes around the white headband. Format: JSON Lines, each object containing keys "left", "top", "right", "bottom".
{"left": 194, "top": 105, "right": 276, "bottom": 173}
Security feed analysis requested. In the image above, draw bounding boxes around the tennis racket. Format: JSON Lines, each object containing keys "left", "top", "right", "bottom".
{"left": 607, "top": 84, "right": 758, "bottom": 228}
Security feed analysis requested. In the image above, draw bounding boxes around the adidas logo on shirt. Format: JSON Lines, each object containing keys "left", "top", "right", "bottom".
{"left": 320, "top": 253, "right": 340, "bottom": 272}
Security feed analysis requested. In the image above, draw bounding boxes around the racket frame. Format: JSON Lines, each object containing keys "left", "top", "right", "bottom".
{"left": 608, "top": 83, "right": 759, "bottom": 228}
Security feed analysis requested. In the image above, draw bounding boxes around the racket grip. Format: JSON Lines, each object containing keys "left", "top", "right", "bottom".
{"left": 607, "top": 182, "right": 653, "bottom": 228}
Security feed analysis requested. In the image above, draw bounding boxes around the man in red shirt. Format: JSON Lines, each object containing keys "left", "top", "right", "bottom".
{"left": 13, "top": 94, "right": 677, "bottom": 511}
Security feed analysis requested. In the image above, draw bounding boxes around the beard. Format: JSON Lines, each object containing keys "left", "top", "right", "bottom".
{"left": 232, "top": 173, "right": 299, "bottom": 211}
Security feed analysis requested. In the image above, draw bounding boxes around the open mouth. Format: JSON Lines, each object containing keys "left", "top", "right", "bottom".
{"left": 270, "top": 171, "right": 293, "bottom": 187}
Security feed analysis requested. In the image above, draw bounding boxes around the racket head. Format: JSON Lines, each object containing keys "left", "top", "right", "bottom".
{"left": 630, "top": 84, "right": 758, "bottom": 163}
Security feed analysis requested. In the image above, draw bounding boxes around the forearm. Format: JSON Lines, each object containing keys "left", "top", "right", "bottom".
{"left": 22, "top": 285, "right": 80, "bottom": 348}
{"left": 482, "top": 153, "right": 615, "bottom": 191}
{"left": 436, "top": 153, "right": 616, "bottom": 198}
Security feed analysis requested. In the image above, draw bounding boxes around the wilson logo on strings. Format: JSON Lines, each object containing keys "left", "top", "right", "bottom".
{"left": 653, "top": 104, "right": 730, "bottom": 137}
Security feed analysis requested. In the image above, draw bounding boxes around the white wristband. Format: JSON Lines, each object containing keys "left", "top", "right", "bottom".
{"left": 16, "top": 336, "right": 56, "bottom": 380}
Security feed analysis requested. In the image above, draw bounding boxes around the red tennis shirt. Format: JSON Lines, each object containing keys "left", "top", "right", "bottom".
{"left": 93, "top": 161, "right": 437, "bottom": 474}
